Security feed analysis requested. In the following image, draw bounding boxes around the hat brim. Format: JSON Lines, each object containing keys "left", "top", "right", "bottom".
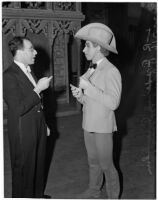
{"left": 75, "top": 23, "right": 118, "bottom": 54}
{"left": 75, "top": 35, "right": 118, "bottom": 54}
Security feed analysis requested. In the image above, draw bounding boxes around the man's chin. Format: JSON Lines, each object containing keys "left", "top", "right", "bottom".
{"left": 86, "top": 57, "right": 90, "bottom": 61}
{"left": 32, "top": 58, "right": 36, "bottom": 63}
{"left": 31, "top": 61, "right": 35, "bottom": 65}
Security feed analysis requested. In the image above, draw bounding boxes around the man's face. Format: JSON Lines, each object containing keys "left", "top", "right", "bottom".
{"left": 83, "top": 41, "right": 98, "bottom": 61}
{"left": 20, "top": 39, "right": 37, "bottom": 66}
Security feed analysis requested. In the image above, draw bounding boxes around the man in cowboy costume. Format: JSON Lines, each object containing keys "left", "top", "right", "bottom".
{"left": 70, "top": 23, "right": 122, "bottom": 199}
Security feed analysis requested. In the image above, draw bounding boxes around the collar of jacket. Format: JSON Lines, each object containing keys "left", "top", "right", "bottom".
{"left": 96, "top": 57, "right": 110, "bottom": 71}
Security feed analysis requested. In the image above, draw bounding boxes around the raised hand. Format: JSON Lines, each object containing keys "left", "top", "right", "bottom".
{"left": 34, "top": 76, "right": 53, "bottom": 93}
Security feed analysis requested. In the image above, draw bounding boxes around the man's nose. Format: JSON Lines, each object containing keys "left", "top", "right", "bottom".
{"left": 83, "top": 47, "right": 86, "bottom": 53}
{"left": 34, "top": 49, "right": 37, "bottom": 55}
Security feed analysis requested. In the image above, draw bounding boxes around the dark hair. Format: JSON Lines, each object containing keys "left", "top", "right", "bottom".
{"left": 91, "top": 41, "right": 110, "bottom": 57}
{"left": 8, "top": 36, "right": 30, "bottom": 57}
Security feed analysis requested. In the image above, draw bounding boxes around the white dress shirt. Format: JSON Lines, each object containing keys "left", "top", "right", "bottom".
{"left": 96, "top": 58, "right": 104, "bottom": 66}
{"left": 14, "top": 60, "right": 36, "bottom": 87}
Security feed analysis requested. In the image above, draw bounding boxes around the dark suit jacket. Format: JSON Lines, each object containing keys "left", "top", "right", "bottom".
{"left": 3, "top": 62, "right": 46, "bottom": 167}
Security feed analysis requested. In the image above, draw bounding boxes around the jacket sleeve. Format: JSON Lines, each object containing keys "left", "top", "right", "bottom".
{"left": 84, "top": 67, "right": 122, "bottom": 110}
{"left": 3, "top": 72, "right": 40, "bottom": 116}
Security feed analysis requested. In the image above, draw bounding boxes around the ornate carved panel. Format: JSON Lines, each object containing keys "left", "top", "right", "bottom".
{"left": 2, "top": 18, "right": 16, "bottom": 36}
{"left": 21, "top": 2, "right": 46, "bottom": 9}
{"left": 2, "top": 2, "right": 78, "bottom": 11}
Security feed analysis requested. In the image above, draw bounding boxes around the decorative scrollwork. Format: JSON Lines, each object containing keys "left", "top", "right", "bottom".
{"left": 54, "top": 2, "right": 75, "bottom": 11}
{"left": 54, "top": 21, "right": 71, "bottom": 34}
{"left": 2, "top": 1, "right": 82, "bottom": 13}
{"left": 21, "top": 2, "right": 46, "bottom": 9}
{"left": 141, "top": 2, "right": 157, "bottom": 13}
{"left": 142, "top": 58, "right": 156, "bottom": 73}
{"left": 2, "top": 2, "right": 14, "bottom": 8}
{"left": 2, "top": 18, "right": 16, "bottom": 36}
{"left": 52, "top": 20, "right": 80, "bottom": 36}
{"left": 2, "top": 2, "right": 46, "bottom": 9}
{"left": 143, "top": 41, "right": 156, "bottom": 52}
{"left": 67, "top": 21, "right": 81, "bottom": 36}
{"left": 140, "top": 4, "right": 156, "bottom": 175}
{"left": 21, "top": 19, "right": 49, "bottom": 37}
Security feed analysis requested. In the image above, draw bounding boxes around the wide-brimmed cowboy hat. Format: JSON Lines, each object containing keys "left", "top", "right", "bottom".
{"left": 75, "top": 23, "right": 118, "bottom": 54}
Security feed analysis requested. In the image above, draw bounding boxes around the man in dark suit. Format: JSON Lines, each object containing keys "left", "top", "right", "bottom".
{"left": 3, "top": 36, "right": 52, "bottom": 198}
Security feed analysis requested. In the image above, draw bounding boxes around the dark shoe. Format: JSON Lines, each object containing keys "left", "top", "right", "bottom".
{"left": 42, "top": 194, "right": 52, "bottom": 199}
{"left": 76, "top": 188, "right": 101, "bottom": 198}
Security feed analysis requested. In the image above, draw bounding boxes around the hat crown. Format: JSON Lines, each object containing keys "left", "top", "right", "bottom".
{"left": 88, "top": 27, "right": 113, "bottom": 45}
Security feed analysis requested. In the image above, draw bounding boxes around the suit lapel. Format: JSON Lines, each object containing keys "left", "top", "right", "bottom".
{"left": 30, "top": 70, "right": 38, "bottom": 83}
{"left": 11, "top": 63, "right": 35, "bottom": 90}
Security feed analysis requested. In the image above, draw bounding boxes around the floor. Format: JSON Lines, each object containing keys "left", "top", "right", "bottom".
{"left": 3, "top": 107, "right": 156, "bottom": 199}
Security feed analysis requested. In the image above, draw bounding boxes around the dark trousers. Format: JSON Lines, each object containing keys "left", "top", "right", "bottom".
{"left": 9, "top": 113, "right": 47, "bottom": 198}
{"left": 84, "top": 130, "right": 120, "bottom": 199}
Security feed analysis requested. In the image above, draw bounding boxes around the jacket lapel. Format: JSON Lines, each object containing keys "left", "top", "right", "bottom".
{"left": 89, "top": 59, "right": 104, "bottom": 81}
{"left": 11, "top": 62, "right": 35, "bottom": 90}
{"left": 30, "top": 70, "right": 38, "bottom": 83}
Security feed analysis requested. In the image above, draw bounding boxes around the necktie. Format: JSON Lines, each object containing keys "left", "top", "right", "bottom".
{"left": 26, "top": 66, "right": 31, "bottom": 73}
{"left": 26, "top": 66, "right": 36, "bottom": 87}
{"left": 89, "top": 62, "right": 97, "bottom": 69}
{"left": 88, "top": 62, "right": 97, "bottom": 78}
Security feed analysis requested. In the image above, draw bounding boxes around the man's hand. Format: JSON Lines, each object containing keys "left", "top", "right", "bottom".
{"left": 34, "top": 76, "right": 52, "bottom": 94}
{"left": 70, "top": 84, "right": 82, "bottom": 98}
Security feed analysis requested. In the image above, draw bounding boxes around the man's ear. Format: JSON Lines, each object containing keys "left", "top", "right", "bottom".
{"left": 16, "top": 49, "right": 21, "bottom": 55}
{"left": 17, "top": 49, "right": 23, "bottom": 56}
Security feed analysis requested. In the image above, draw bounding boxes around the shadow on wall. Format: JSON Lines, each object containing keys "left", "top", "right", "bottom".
{"left": 43, "top": 87, "right": 60, "bottom": 189}
{"left": 109, "top": 32, "right": 145, "bottom": 198}
{"left": 32, "top": 46, "right": 60, "bottom": 188}
{"left": 113, "top": 5, "right": 156, "bottom": 166}
{"left": 33, "top": 46, "right": 51, "bottom": 78}
{"left": 32, "top": 46, "right": 67, "bottom": 187}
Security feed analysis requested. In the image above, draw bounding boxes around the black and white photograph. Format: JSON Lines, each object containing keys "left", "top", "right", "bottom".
{"left": 2, "top": 1, "right": 156, "bottom": 199}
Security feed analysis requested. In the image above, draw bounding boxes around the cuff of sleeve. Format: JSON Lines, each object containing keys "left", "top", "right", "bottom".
{"left": 33, "top": 89, "right": 41, "bottom": 98}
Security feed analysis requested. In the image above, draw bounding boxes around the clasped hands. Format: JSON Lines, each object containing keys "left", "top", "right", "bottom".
{"left": 70, "top": 77, "right": 90, "bottom": 98}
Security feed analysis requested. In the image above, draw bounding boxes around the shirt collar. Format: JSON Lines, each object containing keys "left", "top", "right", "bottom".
{"left": 14, "top": 60, "right": 31, "bottom": 73}
{"left": 96, "top": 58, "right": 104, "bottom": 66}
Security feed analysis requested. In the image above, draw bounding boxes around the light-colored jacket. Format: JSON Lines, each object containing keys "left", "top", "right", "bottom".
{"left": 77, "top": 58, "right": 122, "bottom": 133}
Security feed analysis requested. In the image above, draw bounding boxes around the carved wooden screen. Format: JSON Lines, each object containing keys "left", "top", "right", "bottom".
{"left": 2, "top": 2, "right": 84, "bottom": 104}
